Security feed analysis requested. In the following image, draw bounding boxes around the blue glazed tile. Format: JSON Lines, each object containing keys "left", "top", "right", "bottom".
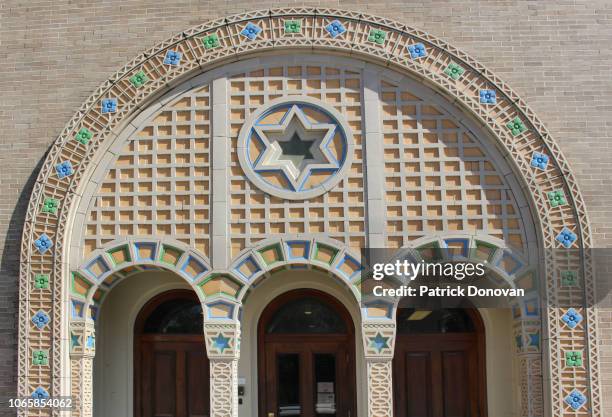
{"left": 530, "top": 152, "right": 549, "bottom": 170}
{"left": 101, "top": 98, "right": 117, "bottom": 114}
{"left": 562, "top": 308, "right": 583, "bottom": 329}
{"left": 163, "top": 50, "right": 182, "bottom": 66}
{"left": 528, "top": 332, "right": 539, "bottom": 348}
{"left": 370, "top": 333, "right": 389, "bottom": 353}
{"left": 241, "top": 22, "right": 262, "bottom": 40}
{"left": 565, "top": 389, "right": 587, "bottom": 410}
{"left": 556, "top": 227, "right": 577, "bottom": 248}
{"left": 212, "top": 334, "right": 231, "bottom": 352}
{"left": 407, "top": 42, "right": 427, "bottom": 59}
{"left": 71, "top": 333, "right": 81, "bottom": 349}
{"left": 325, "top": 20, "right": 346, "bottom": 38}
{"left": 34, "top": 234, "right": 53, "bottom": 254}
{"left": 32, "top": 310, "right": 50, "bottom": 329}
{"left": 32, "top": 387, "right": 50, "bottom": 399}
{"left": 479, "top": 89, "right": 497, "bottom": 104}
{"left": 55, "top": 161, "right": 74, "bottom": 179}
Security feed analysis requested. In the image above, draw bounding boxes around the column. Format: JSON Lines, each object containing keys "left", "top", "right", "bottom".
{"left": 363, "top": 66, "right": 386, "bottom": 248}
{"left": 69, "top": 320, "right": 96, "bottom": 417}
{"left": 211, "top": 75, "right": 230, "bottom": 270}
{"left": 204, "top": 321, "right": 241, "bottom": 417}
{"left": 362, "top": 322, "right": 396, "bottom": 417}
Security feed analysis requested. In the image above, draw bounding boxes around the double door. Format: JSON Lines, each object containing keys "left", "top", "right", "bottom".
{"left": 261, "top": 336, "right": 356, "bottom": 417}
{"left": 136, "top": 335, "right": 210, "bottom": 417}
{"left": 393, "top": 334, "right": 484, "bottom": 417}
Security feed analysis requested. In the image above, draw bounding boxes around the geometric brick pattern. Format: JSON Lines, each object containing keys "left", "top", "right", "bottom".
{"left": 379, "top": 79, "right": 527, "bottom": 252}
{"left": 83, "top": 84, "right": 211, "bottom": 257}
{"left": 227, "top": 63, "right": 366, "bottom": 257}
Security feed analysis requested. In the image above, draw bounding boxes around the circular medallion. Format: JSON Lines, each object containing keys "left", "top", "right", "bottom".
{"left": 237, "top": 97, "right": 354, "bottom": 200}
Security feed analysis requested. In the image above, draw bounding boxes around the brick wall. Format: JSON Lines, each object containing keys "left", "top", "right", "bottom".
{"left": 1, "top": 1, "right": 611, "bottom": 415}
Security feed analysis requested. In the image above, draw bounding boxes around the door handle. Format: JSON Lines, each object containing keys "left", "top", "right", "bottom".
{"left": 268, "top": 413, "right": 275, "bottom": 417}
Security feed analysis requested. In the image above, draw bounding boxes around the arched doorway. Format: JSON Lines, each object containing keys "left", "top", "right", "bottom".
{"left": 393, "top": 308, "right": 486, "bottom": 417}
{"left": 258, "top": 289, "right": 357, "bottom": 417}
{"left": 134, "top": 290, "right": 210, "bottom": 417}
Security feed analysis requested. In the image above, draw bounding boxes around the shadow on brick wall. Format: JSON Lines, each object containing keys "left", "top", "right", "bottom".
{"left": 0, "top": 150, "right": 47, "bottom": 413}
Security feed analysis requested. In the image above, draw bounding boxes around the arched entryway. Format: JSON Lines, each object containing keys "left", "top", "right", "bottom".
{"left": 134, "top": 290, "right": 210, "bottom": 417}
{"left": 393, "top": 308, "right": 486, "bottom": 417}
{"left": 258, "top": 289, "right": 357, "bottom": 417}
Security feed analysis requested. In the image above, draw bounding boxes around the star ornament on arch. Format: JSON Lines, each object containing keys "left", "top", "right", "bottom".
{"left": 252, "top": 104, "right": 341, "bottom": 191}
{"left": 370, "top": 333, "right": 390, "bottom": 353}
{"left": 212, "top": 334, "right": 231, "bottom": 353}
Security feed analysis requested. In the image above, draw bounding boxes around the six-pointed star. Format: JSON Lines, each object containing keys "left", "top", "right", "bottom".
{"left": 252, "top": 105, "right": 340, "bottom": 190}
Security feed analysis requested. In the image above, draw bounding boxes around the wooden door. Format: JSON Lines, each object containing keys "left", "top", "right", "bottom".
{"left": 134, "top": 290, "right": 209, "bottom": 417}
{"left": 258, "top": 289, "right": 357, "bottom": 417}
{"left": 394, "top": 334, "right": 481, "bottom": 417}
{"left": 263, "top": 336, "right": 354, "bottom": 417}
{"left": 138, "top": 335, "right": 210, "bottom": 417}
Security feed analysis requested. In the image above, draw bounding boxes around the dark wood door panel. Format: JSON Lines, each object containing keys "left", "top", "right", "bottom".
{"left": 394, "top": 334, "right": 484, "bottom": 417}
{"left": 152, "top": 350, "right": 177, "bottom": 417}
{"left": 440, "top": 351, "right": 469, "bottom": 417}
{"left": 404, "top": 351, "right": 433, "bottom": 417}
{"left": 138, "top": 339, "right": 210, "bottom": 417}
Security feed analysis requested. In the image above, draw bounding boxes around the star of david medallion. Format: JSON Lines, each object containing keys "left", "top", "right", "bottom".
{"left": 238, "top": 97, "right": 354, "bottom": 199}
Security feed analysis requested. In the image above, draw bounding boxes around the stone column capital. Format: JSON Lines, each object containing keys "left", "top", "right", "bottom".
{"left": 204, "top": 321, "right": 241, "bottom": 360}
{"left": 362, "top": 321, "right": 396, "bottom": 360}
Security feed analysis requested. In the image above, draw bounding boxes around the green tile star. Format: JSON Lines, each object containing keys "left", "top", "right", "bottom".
{"left": 41, "top": 197, "right": 59, "bottom": 214}
{"left": 368, "top": 29, "right": 387, "bottom": 45}
{"left": 444, "top": 62, "right": 465, "bottom": 80}
{"left": 34, "top": 274, "right": 50, "bottom": 290}
{"left": 565, "top": 350, "right": 582, "bottom": 367}
{"left": 74, "top": 128, "right": 93, "bottom": 145}
{"left": 202, "top": 34, "right": 220, "bottom": 49}
{"left": 506, "top": 117, "right": 527, "bottom": 136}
{"left": 284, "top": 20, "right": 301, "bottom": 34}
{"left": 561, "top": 270, "right": 578, "bottom": 287}
{"left": 32, "top": 350, "right": 48, "bottom": 366}
{"left": 548, "top": 190, "right": 567, "bottom": 207}
{"left": 129, "top": 70, "right": 149, "bottom": 88}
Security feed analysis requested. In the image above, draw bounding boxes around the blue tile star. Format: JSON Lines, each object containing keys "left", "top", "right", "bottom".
{"left": 325, "top": 20, "right": 346, "bottom": 38}
{"left": 565, "top": 389, "right": 587, "bottom": 410}
{"left": 101, "top": 98, "right": 117, "bottom": 114}
{"left": 164, "top": 50, "right": 182, "bottom": 66}
{"left": 32, "top": 387, "right": 50, "bottom": 399}
{"left": 34, "top": 234, "right": 53, "bottom": 254}
{"left": 479, "top": 89, "right": 497, "bottom": 104}
{"left": 370, "top": 333, "right": 389, "bottom": 353}
{"left": 56, "top": 161, "right": 74, "bottom": 179}
{"left": 241, "top": 22, "right": 262, "bottom": 40}
{"left": 407, "top": 42, "right": 427, "bottom": 59}
{"left": 212, "top": 334, "right": 231, "bottom": 352}
{"left": 71, "top": 333, "right": 81, "bottom": 349}
{"left": 556, "top": 227, "right": 577, "bottom": 248}
{"left": 562, "top": 308, "right": 583, "bottom": 329}
{"left": 528, "top": 332, "right": 540, "bottom": 348}
{"left": 32, "top": 310, "right": 50, "bottom": 330}
{"left": 530, "top": 152, "right": 549, "bottom": 170}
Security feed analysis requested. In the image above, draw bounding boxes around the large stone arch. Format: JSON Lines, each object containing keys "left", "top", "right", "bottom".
{"left": 18, "top": 8, "right": 597, "bottom": 417}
